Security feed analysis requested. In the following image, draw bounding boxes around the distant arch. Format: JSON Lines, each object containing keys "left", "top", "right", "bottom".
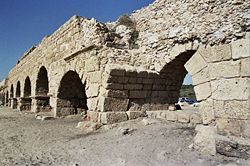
{"left": 56, "top": 71, "right": 87, "bottom": 116}
{"left": 10, "top": 84, "right": 14, "bottom": 98}
{"left": 16, "top": 81, "right": 21, "bottom": 97}
{"left": 24, "top": 77, "right": 31, "bottom": 97}
{"left": 36, "top": 66, "right": 49, "bottom": 96}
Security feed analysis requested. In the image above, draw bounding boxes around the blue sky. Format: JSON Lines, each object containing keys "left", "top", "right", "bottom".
{"left": 0, "top": 0, "right": 192, "bottom": 84}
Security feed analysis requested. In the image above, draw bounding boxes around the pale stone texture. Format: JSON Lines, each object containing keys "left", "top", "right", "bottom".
{"left": 209, "top": 60, "right": 240, "bottom": 79}
{"left": 211, "top": 78, "right": 249, "bottom": 101}
{"left": 194, "top": 125, "right": 216, "bottom": 155}
{"left": 193, "top": 82, "right": 211, "bottom": 101}
{"left": 232, "top": 38, "right": 250, "bottom": 59}
{"left": 0, "top": 0, "right": 249, "bottom": 155}
{"left": 241, "top": 58, "right": 250, "bottom": 77}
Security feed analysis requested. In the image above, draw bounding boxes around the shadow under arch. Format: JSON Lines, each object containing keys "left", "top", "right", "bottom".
{"left": 21, "top": 76, "right": 32, "bottom": 111}
{"left": 34, "top": 66, "right": 51, "bottom": 112}
{"left": 56, "top": 70, "right": 88, "bottom": 116}
{"left": 16, "top": 81, "right": 21, "bottom": 98}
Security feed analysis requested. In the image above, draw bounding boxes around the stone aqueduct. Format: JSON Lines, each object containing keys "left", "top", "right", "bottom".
{"left": 0, "top": 0, "right": 249, "bottom": 154}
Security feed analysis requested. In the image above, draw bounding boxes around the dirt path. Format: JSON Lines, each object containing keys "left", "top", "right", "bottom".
{"left": 0, "top": 107, "right": 249, "bottom": 166}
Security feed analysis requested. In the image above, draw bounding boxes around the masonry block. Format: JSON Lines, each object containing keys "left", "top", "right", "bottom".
{"left": 194, "top": 82, "right": 211, "bottom": 101}
{"left": 209, "top": 60, "right": 240, "bottom": 79}
{"left": 211, "top": 78, "right": 249, "bottom": 100}
{"left": 100, "top": 112, "right": 128, "bottom": 124}
{"left": 202, "top": 44, "right": 232, "bottom": 62}
{"left": 185, "top": 51, "right": 207, "bottom": 75}
{"left": 241, "top": 58, "right": 250, "bottom": 77}
{"left": 232, "top": 38, "right": 250, "bottom": 59}
{"left": 100, "top": 97, "right": 129, "bottom": 112}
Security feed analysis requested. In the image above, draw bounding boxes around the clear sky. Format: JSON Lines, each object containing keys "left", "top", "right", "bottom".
{"left": 0, "top": 0, "right": 192, "bottom": 84}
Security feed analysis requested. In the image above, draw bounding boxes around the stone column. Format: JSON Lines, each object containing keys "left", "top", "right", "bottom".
{"left": 10, "top": 98, "right": 17, "bottom": 109}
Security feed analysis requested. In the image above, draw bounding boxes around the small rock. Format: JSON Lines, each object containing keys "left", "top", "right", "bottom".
{"left": 117, "top": 127, "right": 134, "bottom": 135}
{"left": 41, "top": 116, "right": 55, "bottom": 121}
{"left": 35, "top": 115, "right": 42, "bottom": 120}
{"left": 142, "top": 118, "right": 159, "bottom": 126}
{"left": 188, "top": 143, "right": 194, "bottom": 149}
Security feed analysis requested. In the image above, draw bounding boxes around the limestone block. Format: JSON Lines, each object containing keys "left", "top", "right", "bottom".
{"left": 129, "top": 91, "right": 150, "bottom": 99}
{"left": 137, "top": 71, "right": 148, "bottom": 78}
{"left": 200, "top": 99, "right": 215, "bottom": 125}
{"left": 192, "top": 67, "right": 210, "bottom": 85}
{"left": 209, "top": 60, "right": 240, "bottom": 79}
{"left": 214, "top": 100, "right": 249, "bottom": 120}
{"left": 194, "top": 82, "right": 211, "bottom": 101}
{"left": 100, "top": 97, "right": 129, "bottom": 112}
{"left": 232, "top": 38, "right": 250, "bottom": 59}
{"left": 241, "top": 58, "right": 250, "bottom": 77}
{"left": 242, "top": 120, "right": 250, "bottom": 138}
{"left": 185, "top": 52, "right": 207, "bottom": 75}
{"left": 194, "top": 125, "right": 216, "bottom": 155}
{"left": 166, "top": 111, "right": 177, "bottom": 122}
{"left": 126, "top": 111, "right": 144, "bottom": 120}
{"left": 156, "top": 111, "right": 166, "bottom": 119}
{"left": 146, "top": 111, "right": 157, "bottom": 118}
{"left": 216, "top": 118, "right": 242, "bottom": 136}
{"left": 177, "top": 111, "right": 190, "bottom": 123}
{"left": 85, "top": 56, "right": 99, "bottom": 72}
{"left": 87, "top": 111, "right": 99, "bottom": 123}
{"left": 87, "top": 98, "right": 98, "bottom": 111}
{"left": 142, "top": 78, "right": 154, "bottom": 84}
{"left": 100, "top": 112, "right": 128, "bottom": 124}
{"left": 104, "top": 89, "right": 128, "bottom": 98}
{"left": 87, "top": 71, "right": 102, "bottom": 83}
{"left": 102, "top": 83, "right": 123, "bottom": 90}
{"left": 86, "top": 84, "right": 99, "bottom": 97}
{"left": 150, "top": 104, "right": 163, "bottom": 110}
{"left": 124, "top": 84, "right": 143, "bottom": 90}
{"left": 202, "top": 44, "right": 232, "bottom": 63}
{"left": 105, "top": 65, "right": 125, "bottom": 76}
{"left": 190, "top": 113, "right": 202, "bottom": 124}
{"left": 211, "top": 78, "right": 249, "bottom": 100}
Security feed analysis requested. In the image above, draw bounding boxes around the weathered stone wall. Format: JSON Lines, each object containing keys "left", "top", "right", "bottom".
{"left": 0, "top": 0, "right": 249, "bottom": 143}
{"left": 185, "top": 37, "right": 250, "bottom": 138}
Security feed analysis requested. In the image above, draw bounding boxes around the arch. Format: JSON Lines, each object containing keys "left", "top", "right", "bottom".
{"left": 24, "top": 77, "right": 31, "bottom": 97}
{"left": 36, "top": 66, "right": 49, "bottom": 96}
{"left": 16, "top": 81, "right": 21, "bottom": 97}
{"left": 34, "top": 66, "right": 51, "bottom": 112}
{"left": 5, "top": 91, "right": 9, "bottom": 106}
{"left": 10, "top": 84, "right": 14, "bottom": 98}
{"left": 56, "top": 70, "right": 87, "bottom": 116}
{"left": 159, "top": 50, "right": 197, "bottom": 104}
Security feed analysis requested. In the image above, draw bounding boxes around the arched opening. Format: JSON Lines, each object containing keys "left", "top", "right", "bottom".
{"left": 159, "top": 51, "right": 198, "bottom": 110}
{"left": 16, "top": 81, "right": 21, "bottom": 97}
{"left": 10, "top": 85, "right": 14, "bottom": 98}
{"left": 56, "top": 71, "right": 88, "bottom": 116}
{"left": 35, "top": 66, "right": 50, "bottom": 112}
{"left": 24, "top": 77, "right": 31, "bottom": 97}
{"left": 36, "top": 66, "right": 49, "bottom": 96}
{"left": 21, "top": 76, "right": 32, "bottom": 111}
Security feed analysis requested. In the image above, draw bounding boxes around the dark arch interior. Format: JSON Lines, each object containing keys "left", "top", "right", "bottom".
{"left": 57, "top": 71, "right": 87, "bottom": 116}
{"left": 159, "top": 50, "right": 196, "bottom": 104}
{"left": 10, "top": 85, "right": 14, "bottom": 98}
{"left": 6, "top": 91, "right": 9, "bottom": 106}
{"left": 16, "top": 81, "right": 21, "bottom": 97}
{"left": 24, "top": 77, "right": 31, "bottom": 97}
{"left": 36, "top": 66, "right": 49, "bottom": 96}
{"left": 35, "top": 66, "right": 51, "bottom": 112}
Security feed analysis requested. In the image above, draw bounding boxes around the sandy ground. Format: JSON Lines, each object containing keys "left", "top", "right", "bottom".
{"left": 0, "top": 106, "right": 249, "bottom": 166}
